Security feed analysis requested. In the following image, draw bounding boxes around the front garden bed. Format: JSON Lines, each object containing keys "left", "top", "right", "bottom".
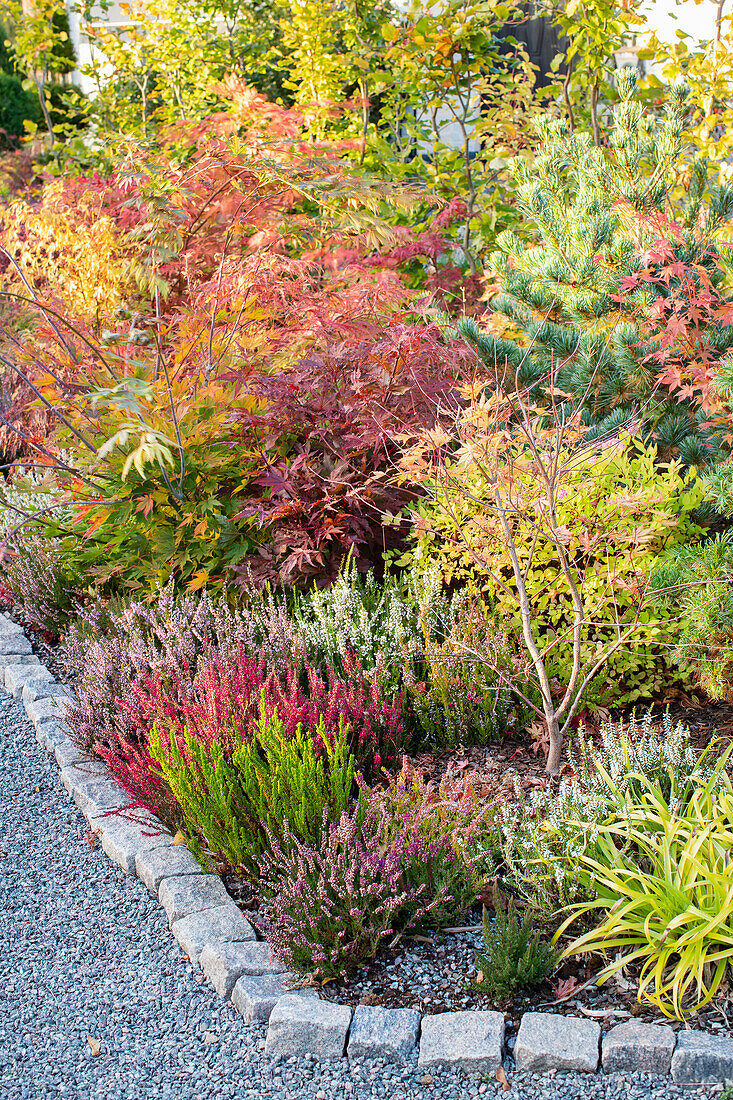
{"left": 6, "top": 606, "right": 733, "bottom": 1088}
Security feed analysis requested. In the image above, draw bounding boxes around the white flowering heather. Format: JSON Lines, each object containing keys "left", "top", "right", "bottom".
{"left": 0, "top": 466, "right": 71, "bottom": 535}
{"left": 498, "top": 713, "right": 724, "bottom": 923}
{"left": 291, "top": 560, "right": 445, "bottom": 685}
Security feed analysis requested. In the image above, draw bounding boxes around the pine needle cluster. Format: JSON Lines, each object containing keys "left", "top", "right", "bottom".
{"left": 455, "top": 69, "right": 733, "bottom": 464}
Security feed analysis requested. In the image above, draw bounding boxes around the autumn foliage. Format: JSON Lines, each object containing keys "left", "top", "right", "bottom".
{"left": 0, "top": 83, "right": 473, "bottom": 592}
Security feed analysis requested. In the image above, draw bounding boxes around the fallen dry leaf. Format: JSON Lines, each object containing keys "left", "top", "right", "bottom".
{"left": 87, "top": 1035, "right": 101, "bottom": 1056}
{"left": 495, "top": 1065, "right": 511, "bottom": 1091}
{"left": 173, "top": 831, "right": 187, "bottom": 846}
{"left": 85, "top": 830, "right": 98, "bottom": 853}
{"left": 553, "top": 975, "right": 580, "bottom": 1002}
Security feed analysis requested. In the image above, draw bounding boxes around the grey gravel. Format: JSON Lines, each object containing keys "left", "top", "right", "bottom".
{"left": 0, "top": 687, "right": 717, "bottom": 1099}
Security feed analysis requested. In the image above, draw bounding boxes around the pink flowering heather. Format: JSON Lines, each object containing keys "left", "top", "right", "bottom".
{"left": 61, "top": 581, "right": 296, "bottom": 755}
{"left": 258, "top": 803, "right": 452, "bottom": 982}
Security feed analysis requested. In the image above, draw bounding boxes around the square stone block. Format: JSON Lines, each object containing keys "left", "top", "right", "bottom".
{"left": 159, "top": 873, "right": 233, "bottom": 925}
{"left": 232, "top": 974, "right": 316, "bottom": 1024}
{"left": 27, "top": 697, "right": 66, "bottom": 726}
{"left": 60, "top": 760, "right": 108, "bottom": 795}
{"left": 88, "top": 810, "right": 173, "bottom": 874}
{"left": 22, "top": 680, "right": 69, "bottom": 708}
{"left": 54, "top": 737, "right": 90, "bottom": 769}
{"left": 70, "top": 776, "right": 129, "bottom": 820}
{"left": 4, "top": 660, "right": 44, "bottom": 696}
{"left": 514, "top": 1013, "right": 600, "bottom": 1074}
{"left": 418, "top": 1011, "right": 504, "bottom": 1073}
{"left": 602, "top": 1020, "right": 676, "bottom": 1075}
{"left": 37, "top": 719, "right": 68, "bottom": 752}
{"left": 671, "top": 1030, "right": 733, "bottom": 1085}
{"left": 200, "top": 940, "right": 284, "bottom": 997}
{"left": 348, "top": 1005, "right": 421, "bottom": 1062}
{"left": 136, "top": 844, "right": 202, "bottom": 894}
{"left": 170, "top": 903, "right": 256, "bottom": 963}
{"left": 0, "top": 615, "right": 24, "bottom": 635}
{"left": 0, "top": 634, "right": 33, "bottom": 656}
{"left": 266, "top": 994, "right": 352, "bottom": 1060}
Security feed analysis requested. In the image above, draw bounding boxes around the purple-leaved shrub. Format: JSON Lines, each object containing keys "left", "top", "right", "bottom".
{"left": 259, "top": 802, "right": 452, "bottom": 981}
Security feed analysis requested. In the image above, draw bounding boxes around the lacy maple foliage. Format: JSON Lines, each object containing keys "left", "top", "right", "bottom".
{"left": 0, "top": 82, "right": 475, "bottom": 591}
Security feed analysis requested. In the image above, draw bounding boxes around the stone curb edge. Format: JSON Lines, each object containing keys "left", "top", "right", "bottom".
{"left": 4, "top": 610, "right": 732, "bottom": 1086}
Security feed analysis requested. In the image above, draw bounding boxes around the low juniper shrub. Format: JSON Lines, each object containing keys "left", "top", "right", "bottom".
{"left": 474, "top": 889, "right": 559, "bottom": 1000}
{"left": 259, "top": 800, "right": 451, "bottom": 982}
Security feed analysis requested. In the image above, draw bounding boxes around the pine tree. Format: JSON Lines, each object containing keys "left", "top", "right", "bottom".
{"left": 456, "top": 68, "right": 733, "bottom": 465}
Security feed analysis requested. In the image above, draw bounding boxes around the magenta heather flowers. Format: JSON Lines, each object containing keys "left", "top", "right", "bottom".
{"left": 257, "top": 802, "right": 452, "bottom": 982}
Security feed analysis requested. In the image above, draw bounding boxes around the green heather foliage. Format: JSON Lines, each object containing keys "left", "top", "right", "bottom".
{"left": 148, "top": 698, "right": 355, "bottom": 877}
{"left": 148, "top": 695, "right": 354, "bottom": 875}
{"left": 475, "top": 889, "right": 558, "bottom": 999}
{"left": 558, "top": 756, "right": 733, "bottom": 1019}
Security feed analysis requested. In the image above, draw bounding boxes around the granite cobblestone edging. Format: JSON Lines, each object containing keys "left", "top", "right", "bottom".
{"left": 5, "top": 610, "right": 733, "bottom": 1087}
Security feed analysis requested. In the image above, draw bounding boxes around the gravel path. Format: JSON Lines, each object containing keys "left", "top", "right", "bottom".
{"left": 0, "top": 692, "right": 719, "bottom": 1100}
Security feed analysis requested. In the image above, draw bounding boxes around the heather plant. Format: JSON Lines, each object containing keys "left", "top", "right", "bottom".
{"left": 498, "top": 713, "right": 725, "bottom": 924}
{"left": 1, "top": 531, "right": 84, "bottom": 637}
{"left": 259, "top": 800, "right": 450, "bottom": 982}
{"left": 149, "top": 700, "right": 356, "bottom": 877}
{"left": 291, "top": 559, "right": 513, "bottom": 747}
{"left": 61, "top": 582, "right": 258, "bottom": 755}
{"left": 403, "top": 587, "right": 513, "bottom": 748}
{"left": 122, "top": 642, "right": 408, "bottom": 783}
{"left": 0, "top": 466, "right": 71, "bottom": 537}
{"left": 474, "top": 889, "right": 558, "bottom": 1000}
{"left": 368, "top": 772, "right": 489, "bottom": 929}
{"left": 288, "top": 559, "right": 430, "bottom": 691}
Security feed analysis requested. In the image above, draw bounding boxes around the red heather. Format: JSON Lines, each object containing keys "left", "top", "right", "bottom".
{"left": 122, "top": 646, "right": 409, "bottom": 781}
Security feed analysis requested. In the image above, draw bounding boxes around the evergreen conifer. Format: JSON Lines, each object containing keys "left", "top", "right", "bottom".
{"left": 456, "top": 69, "right": 733, "bottom": 464}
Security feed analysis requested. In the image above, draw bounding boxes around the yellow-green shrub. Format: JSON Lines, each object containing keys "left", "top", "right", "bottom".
{"left": 405, "top": 440, "right": 706, "bottom": 706}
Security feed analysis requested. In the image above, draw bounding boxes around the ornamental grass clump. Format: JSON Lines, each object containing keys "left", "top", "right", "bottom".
{"left": 557, "top": 751, "right": 733, "bottom": 1019}
{"left": 148, "top": 697, "right": 356, "bottom": 877}
{"left": 259, "top": 801, "right": 450, "bottom": 982}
